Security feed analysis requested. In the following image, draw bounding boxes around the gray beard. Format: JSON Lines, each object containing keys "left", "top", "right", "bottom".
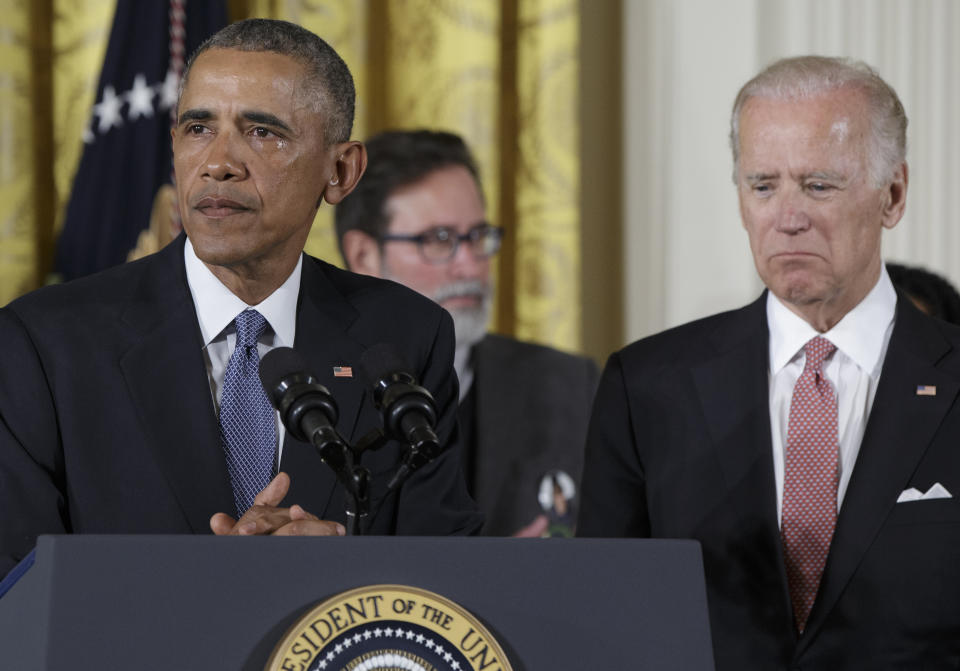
{"left": 447, "top": 305, "right": 489, "bottom": 350}
{"left": 430, "top": 280, "right": 490, "bottom": 351}
{"left": 379, "top": 270, "right": 490, "bottom": 381}
{"left": 449, "top": 304, "right": 487, "bottom": 399}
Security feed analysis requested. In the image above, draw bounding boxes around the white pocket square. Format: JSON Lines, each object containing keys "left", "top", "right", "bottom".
{"left": 896, "top": 483, "right": 952, "bottom": 503}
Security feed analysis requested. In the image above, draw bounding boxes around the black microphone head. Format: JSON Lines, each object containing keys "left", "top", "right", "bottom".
{"left": 360, "top": 344, "right": 416, "bottom": 404}
{"left": 259, "top": 347, "right": 338, "bottom": 442}
{"left": 359, "top": 343, "right": 409, "bottom": 384}
{"left": 259, "top": 347, "right": 309, "bottom": 407}
{"left": 360, "top": 343, "right": 438, "bottom": 444}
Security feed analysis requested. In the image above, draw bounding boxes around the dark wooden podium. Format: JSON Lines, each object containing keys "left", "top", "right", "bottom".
{"left": 0, "top": 535, "right": 715, "bottom": 670}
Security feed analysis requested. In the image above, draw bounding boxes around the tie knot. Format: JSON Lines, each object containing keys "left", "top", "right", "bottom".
{"left": 803, "top": 336, "right": 836, "bottom": 372}
{"left": 234, "top": 309, "right": 268, "bottom": 349}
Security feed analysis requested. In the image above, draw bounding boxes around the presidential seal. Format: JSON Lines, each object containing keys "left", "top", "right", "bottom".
{"left": 265, "top": 584, "right": 514, "bottom": 671}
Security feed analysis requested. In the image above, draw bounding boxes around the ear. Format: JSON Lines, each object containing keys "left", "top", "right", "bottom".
{"left": 341, "top": 230, "right": 383, "bottom": 277}
{"left": 881, "top": 162, "right": 908, "bottom": 230}
{"left": 323, "top": 141, "right": 367, "bottom": 205}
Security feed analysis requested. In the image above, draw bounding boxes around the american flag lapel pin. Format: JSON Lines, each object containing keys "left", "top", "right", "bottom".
{"left": 916, "top": 384, "right": 937, "bottom": 396}
{"left": 333, "top": 365, "right": 353, "bottom": 378}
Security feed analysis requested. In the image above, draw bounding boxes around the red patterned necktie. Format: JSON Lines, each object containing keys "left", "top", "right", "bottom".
{"left": 781, "top": 336, "right": 838, "bottom": 633}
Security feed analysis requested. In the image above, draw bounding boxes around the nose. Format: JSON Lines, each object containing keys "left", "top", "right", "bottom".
{"left": 203, "top": 132, "right": 247, "bottom": 181}
{"left": 775, "top": 190, "right": 811, "bottom": 234}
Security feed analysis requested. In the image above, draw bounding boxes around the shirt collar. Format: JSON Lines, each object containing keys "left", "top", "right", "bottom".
{"left": 184, "top": 237, "right": 301, "bottom": 347}
{"left": 767, "top": 265, "right": 897, "bottom": 378}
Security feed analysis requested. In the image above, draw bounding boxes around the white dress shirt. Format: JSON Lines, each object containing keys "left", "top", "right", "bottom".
{"left": 454, "top": 345, "right": 475, "bottom": 401}
{"left": 767, "top": 267, "right": 897, "bottom": 525}
{"left": 184, "top": 238, "right": 302, "bottom": 464}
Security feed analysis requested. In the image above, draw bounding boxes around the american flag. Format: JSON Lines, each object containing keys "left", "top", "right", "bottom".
{"left": 55, "top": 0, "right": 226, "bottom": 280}
{"left": 333, "top": 366, "right": 353, "bottom": 378}
{"left": 916, "top": 385, "right": 937, "bottom": 396}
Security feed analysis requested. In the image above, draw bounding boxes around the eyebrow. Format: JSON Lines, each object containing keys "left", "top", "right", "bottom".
{"left": 176, "top": 108, "right": 293, "bottom": 133}
{"left": 743, "top": 170, "right": 848, "bottom": 184}
{"left": 178, "top": 108, "right": 212, "bottom": 125}
{"left": 241, "top": 110, "right": 293, "bottom": 133}
{"left": 744, "top": 172, "right": 778, "bottom": 183}
{"left": 802, "top": 170, "right": 847, "bottom": 182}
{"left": 417, "top": 220, "right": 492, "bottom": 233}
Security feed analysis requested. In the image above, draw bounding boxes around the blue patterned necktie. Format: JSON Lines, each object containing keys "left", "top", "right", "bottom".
{"left": 219, "top": 309, "right": 276, "bottom": 516}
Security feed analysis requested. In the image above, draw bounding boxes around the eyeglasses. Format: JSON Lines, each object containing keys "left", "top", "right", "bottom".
{"left": 380, "top": 223, "right": 503, "bottom": 264}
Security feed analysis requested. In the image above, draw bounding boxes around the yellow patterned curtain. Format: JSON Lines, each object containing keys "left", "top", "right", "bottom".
{"left": 0, "top": 2, "right": 35, "bottom": 302}
{"left": 291, "top": 0, "right": 582, "bottom": 351}
{"left": 0, "top": 0, "right": 113, "bottom": 305}
{"left": 2, "top": 0, "right": 581, "bottom": 353}
{"left": 513, "top": 0, "right": 579, "bottom": 349}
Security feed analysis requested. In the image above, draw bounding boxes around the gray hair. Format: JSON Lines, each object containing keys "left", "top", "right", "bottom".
{"left": 729, "top": 55, "right": 907, "bottom": 187}
{"left": 178, "top": 18, "right": 355, "bottom": 146}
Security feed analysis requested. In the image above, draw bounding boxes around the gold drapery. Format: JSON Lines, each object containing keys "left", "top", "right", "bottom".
{"left": 0, "top": 0, "right": 113, "bottom": 302}
{"left": 0, "top": 2, "right": 35, "bottom": 300}
{"left": 1, "top": 0, "right": 582, "bottom": 352}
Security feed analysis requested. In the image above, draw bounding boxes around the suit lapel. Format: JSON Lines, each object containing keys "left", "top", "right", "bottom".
{"left": 692, "top": 296, "right": 780, "bottom": 526}
{"left": 119, "top": 238, "right": 234, "bottom": 532}
{"left": 691, "top": 296, "right": 797, "bottom": 636}
{"left": 281, "top": 256, "right": 367, "bottom": 519}
{"left": 799, "top": 296, "right": 960, "bottom": 648}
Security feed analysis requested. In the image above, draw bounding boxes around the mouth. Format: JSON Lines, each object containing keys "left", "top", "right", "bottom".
{"left": 193, "top": 195, "right": 253, "bottom": 218}
{"left": 433, "top": 281, "right": 490, "bottom": 310}
{"left": 771, "top": 251, "right": 821, "bottom": 261}
{"left": 441, "top": 294, "right": 484, "bottom": 310}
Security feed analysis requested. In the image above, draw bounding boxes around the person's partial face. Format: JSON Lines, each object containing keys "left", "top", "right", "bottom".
{"left": 380, "top": 165, "right": 492, "bottom": 314}
{"left": 172, "top": 48, "right": 337, "bottom": 276}
{"left": 736, "top": 88, "right": 907, "bottom": 328}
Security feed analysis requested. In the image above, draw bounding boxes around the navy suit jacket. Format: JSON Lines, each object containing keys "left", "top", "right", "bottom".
{"left": 0, "top": 236, "right": 482, "bottom": 578}
{"left": 578, "top": 293, "right": 960, "bottom": 670}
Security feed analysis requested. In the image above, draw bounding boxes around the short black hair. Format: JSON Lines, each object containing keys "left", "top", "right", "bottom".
{"left": 334, "top": 129, "right": 482, "bottom": 259}
{"left": 888, "top": 262, "right": 960, "bottom": 325}
{"left": 179, "top": 18, "right": 355, "bottom": 145}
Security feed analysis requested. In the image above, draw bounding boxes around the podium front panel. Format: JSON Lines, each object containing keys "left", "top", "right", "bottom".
{"left": 0, "top": 535, "right": 714, "bottom": 670}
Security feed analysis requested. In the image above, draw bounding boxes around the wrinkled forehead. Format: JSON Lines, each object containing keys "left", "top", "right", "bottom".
{"left": 739, "top": 91, "right": 872, "bottom": 163}
{"left": 180, "top": 48, "right": 318, "bottom": 113}
{"left": 383, "top": 168, "right": 488, "bottom": 234}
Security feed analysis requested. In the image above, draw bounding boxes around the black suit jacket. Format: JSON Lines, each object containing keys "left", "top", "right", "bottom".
{"left": 465, "top": 334, "right": 598, "bottom": 535}
{"left": 0, "top": 236, "right": 482, "bottom": 578}
{"left": 578, "top": 293, "right": 960, "bottom": 670}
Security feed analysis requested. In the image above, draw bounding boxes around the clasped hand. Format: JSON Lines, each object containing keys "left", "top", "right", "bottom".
{"left": 209, "top": 472, "right": 346, "bottom": 536}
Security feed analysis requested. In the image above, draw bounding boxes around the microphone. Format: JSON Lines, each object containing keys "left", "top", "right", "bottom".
{"left": 360, "top": 344, "right": 442, "bottom": 488}
{"left": 259, "top": 347, "right": 349, "bottom": 473}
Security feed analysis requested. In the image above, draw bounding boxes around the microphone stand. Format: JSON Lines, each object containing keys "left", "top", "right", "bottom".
{"left": 351, "top": 427, "right": 437, "bottom": 533}
{"left": 298, "top": 415, "right": 370, "bottom": 536}
{"left": 342, "top": 460, "right": 370, "bottom": 536}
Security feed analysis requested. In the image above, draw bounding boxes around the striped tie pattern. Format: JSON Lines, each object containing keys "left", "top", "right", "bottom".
{"left": 219, "top": 309, "right": 276, "bottom": 516}
{"left": 781, "top": 336, "right": 838, "bottom": 633}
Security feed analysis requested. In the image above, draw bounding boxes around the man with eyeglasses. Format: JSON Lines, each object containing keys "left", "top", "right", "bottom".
{"left": 336, "top": 129, "right": 598, "bottom": 536}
